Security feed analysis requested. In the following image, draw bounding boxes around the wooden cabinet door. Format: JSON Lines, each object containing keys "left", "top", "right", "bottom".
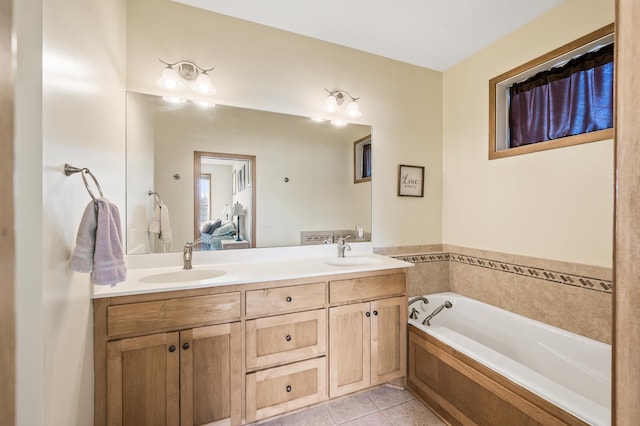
{"left": 180, "top": 323, "right": 242, "bottom": 426}
{"left": 371, "top": 297, "right": 407, "bottom": 385}
{"left": 106, "top": 332, "right": 179, "bottom": 426}
{"left": 329, "top": 302, "right": 371, "bottom": 397}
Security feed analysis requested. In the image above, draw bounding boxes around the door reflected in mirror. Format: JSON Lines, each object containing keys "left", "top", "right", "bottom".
{"left": 194, "top": 152, "right": 256, "bottom": 251}
{"left": 126, "top": 91, "right": 372, "bottom": 255}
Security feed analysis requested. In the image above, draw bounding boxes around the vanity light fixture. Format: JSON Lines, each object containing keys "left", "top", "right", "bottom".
{"left": 157, "top": 59, "right": 216, "bottom": 96}
{"left": 324, "top": 89, "right": 362, "bottom": 118}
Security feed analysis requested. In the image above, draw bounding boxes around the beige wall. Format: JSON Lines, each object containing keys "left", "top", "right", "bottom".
{"left": 126, "top": 0, "right": 444, "bottom": 249}
{"left": 442, "top": 0, "right": 615, "bottom": 267}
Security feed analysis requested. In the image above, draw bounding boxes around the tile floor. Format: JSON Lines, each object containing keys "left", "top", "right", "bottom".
{"left": 251, "top": 385, "right": 446, "bottom": 426}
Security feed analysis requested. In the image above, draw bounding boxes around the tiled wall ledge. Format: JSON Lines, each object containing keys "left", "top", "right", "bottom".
{"left": 376, "top": 244, "right": 612, "bottom": 344}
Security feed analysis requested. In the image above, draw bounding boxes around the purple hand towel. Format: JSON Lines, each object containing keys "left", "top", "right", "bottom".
{"left": 70, "top": 198, "right": 127, "bottom": 286}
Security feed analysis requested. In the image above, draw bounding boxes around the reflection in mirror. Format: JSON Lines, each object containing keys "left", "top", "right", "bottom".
{"left": 194, "top": 152, "right": 256, "bottom": 251}
{"left": 126, "top": 91, "right": 372, "bottom": 254}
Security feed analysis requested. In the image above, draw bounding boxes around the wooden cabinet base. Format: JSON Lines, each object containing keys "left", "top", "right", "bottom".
{"left": 407, "top": 328, "right": 587, "bottom": 426}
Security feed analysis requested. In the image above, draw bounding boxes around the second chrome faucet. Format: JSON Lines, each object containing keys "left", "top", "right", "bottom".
{"left": 337, "top": 236, "right": 351, "bottom": 258}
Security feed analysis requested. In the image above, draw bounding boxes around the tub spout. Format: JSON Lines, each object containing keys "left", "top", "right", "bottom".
{"left": 409, "top": 296, "right": 429, "bottom": 309}
{"left": 423, "top": 301, "right": 453, "bottom": 326}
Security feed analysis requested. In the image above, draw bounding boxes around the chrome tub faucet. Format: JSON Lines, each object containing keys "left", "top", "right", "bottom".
{"left": 408, "top": 296, "right": 429, "bottom": 320}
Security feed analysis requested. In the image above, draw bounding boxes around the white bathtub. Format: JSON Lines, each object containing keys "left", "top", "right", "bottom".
{"left": 409, "top": 292, "right": 611, "bottom": 426}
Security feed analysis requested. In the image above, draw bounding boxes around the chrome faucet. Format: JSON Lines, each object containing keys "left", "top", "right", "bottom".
{"left": 409, "top": 296, "right": 429, "bottom": 308}
{"left": 183, "top": 240, "right": 202, "bottom": 270}
{"left": 408, "top": 296, "right": 429, "bottom": 320}
{"left": 409, "top": 307, "right": 420, "bottom": 320}
{"left": 337, "top": 236, "right": 351, "bottom": 258}
{"left": 423, "top": 301, "right": 453, "bottom": 326}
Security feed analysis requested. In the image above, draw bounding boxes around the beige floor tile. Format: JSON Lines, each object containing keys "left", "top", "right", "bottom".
{"left": 277, "top": 405, "right": 336, "bottom": 426}
{"left": 326, "top": 392, "right": 378, "bottom": 424}
{"left": 382, "top": 399, "right": 445, "bottom": 426}
{"left": 364, "top": 385, "right": 414, "bottom": 410}
{"left": 339, "top": 411, "right": 392, "bottom": 426}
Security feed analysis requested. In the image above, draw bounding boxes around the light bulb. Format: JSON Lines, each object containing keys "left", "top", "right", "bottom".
{"left": 330, "top": 119, "right": 348, "bottom": 127}
{"left": 324, "top": 94, "right": 338, "bottom": 112}
{"left": 191, "top": 72, "right": 216, "bottom": 96}
{"left": 347, "top": 100, "right": 362, "bottom": 118}
{"left": 157, "top": 67, "right": 183, "bottom": 90}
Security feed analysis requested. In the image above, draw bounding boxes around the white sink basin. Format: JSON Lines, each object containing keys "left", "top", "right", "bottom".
{"left": 325, "top": 256, "right": 383, "bottom": 266}
{"left": 139, "top": 269, "right": 226, "bottom": 284}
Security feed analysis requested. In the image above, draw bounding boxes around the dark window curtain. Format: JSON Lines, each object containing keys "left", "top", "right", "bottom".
{"left": 509, "top": 43, "right": 614, "bottom": 148}
{"left": 362, "top": 143, "right": 371, "bottom": 178}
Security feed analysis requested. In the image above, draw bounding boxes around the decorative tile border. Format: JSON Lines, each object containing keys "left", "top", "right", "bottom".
{"left": 394, "top": 253, "right": 450, "bottom": 264}
{"left": 394, "top": 251, "right": 613, "bottom": 293}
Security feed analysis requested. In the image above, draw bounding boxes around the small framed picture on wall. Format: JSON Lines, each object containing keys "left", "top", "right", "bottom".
{"left": 397, "top": 164, "right": 425, "bottom": 197}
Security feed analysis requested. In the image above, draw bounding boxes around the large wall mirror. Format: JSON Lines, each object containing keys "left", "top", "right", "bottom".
{"left": 126, "top": 91, "right": 372, "bottom": 254}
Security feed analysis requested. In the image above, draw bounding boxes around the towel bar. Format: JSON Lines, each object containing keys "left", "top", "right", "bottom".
{"left": 64, "top": 163, "right": 104, "bottom": 201}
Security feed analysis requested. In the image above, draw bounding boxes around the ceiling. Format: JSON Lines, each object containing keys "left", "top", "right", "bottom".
{"left": 174, "top": 0, "right": 565, "bottom": 71}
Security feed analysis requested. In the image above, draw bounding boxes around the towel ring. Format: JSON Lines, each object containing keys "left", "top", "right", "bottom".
{"left": 64, "top": 163, "right": 104, "bottom": 201}
{"left": 148, "top": 190, "right": 163, "bottom": 205}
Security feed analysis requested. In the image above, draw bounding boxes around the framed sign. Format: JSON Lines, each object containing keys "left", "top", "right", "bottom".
{"left": 398, "top": 164, "right": 425, "bottom": 197}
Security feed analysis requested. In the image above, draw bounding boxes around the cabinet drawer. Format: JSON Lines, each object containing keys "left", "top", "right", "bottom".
{"left": 329, "top": 273, "right": 406, "bottom": 304}
{"left": 246, "top": 309, "right": 327, "bottom": 370}
{"left": 246, "top": 282, "right": 326, "bottom": 317}
{"left": 246, "top": 357, "right": 327, "bottom": 422}
{"left": 107, "top": 292, "right": 240, "bottom": 337}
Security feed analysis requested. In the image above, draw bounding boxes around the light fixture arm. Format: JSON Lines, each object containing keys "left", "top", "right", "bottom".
{"left": 158, "top": 58, "right": 215, "bottom": 80}
{"left": 325, "top": 88, "right": 360, "bottom": 105}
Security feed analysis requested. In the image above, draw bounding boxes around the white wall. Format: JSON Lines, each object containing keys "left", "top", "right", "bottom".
{"left": 442, "top": 0, "right": 614, "bottom": 267}
{"left": 126, "top": 0, "right": 444, "bottom": 249}
{"left": 14, "top": 0, "right": 44, "bottom": 423}
{"left": 39, "top": 1, "right": 126, "bottom": 426}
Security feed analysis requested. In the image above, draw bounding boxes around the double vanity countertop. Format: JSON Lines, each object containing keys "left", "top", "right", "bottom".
{"left": 92, "top": 243, "right": 413, "bottom": 299}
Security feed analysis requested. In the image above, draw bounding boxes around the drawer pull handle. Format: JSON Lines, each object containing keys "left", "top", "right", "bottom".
{"left": 286, "top": 296, "right": 292, "bottom": 303}
{"left": 366, "top": 312, "right": 371, "bottom": 317}
{"left": 285, "top": 335, "right": 292, "bottom": 342}
{"left": 286, "top": 385, "right": 292, "bottom": 392}
{"left": 373, "top": 310, "right": 378, "bottom": 316}
{"left": 169, "top": 345, "right": 176, "bottom": 353}
{"left": 183, "top": 342, "right": 190, "bottom": 350}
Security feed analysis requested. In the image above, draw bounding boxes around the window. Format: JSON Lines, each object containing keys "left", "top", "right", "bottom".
{"left": 489, "top": 24, "right": 614, "bottom": 159}
{"left": 353, "top": 135, "right": 372, "bottom": 183}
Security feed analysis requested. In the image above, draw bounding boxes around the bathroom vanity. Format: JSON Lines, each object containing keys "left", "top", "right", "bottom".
{"left": 92, "top": 251, "right": 410, "bottom": 425}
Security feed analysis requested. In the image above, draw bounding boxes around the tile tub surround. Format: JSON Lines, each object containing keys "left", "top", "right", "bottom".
{"left": 381, "top": 245, "right": 612, "bottom": 343}
{"left": 252, "top": 385, "right": 445, "bottom": 426}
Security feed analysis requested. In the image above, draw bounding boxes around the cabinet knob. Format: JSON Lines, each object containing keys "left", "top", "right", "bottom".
{"left": 286, "top": 296, "right": 292, "bottom": 303}
{"left": 286, "top": 385, "right": 292, "bottom": 392}
{"left": 168, "top": 345, "right": 176, "bottom": 353}
{"left": 183, "top": 342, "right": 190, "bottom": 350}
{"left": 366, "top": 312, "right": 371, "bottom": 317}
{"left": 373, "top": 310, "right": 378, "bottom": 316}
{"left": 285, "top": 335, "right": 292, "bottom": 342}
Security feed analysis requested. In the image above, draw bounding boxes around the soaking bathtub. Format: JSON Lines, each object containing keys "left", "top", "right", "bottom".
{"left": 407, "top": 292, "right": 611, "bottom": 426}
